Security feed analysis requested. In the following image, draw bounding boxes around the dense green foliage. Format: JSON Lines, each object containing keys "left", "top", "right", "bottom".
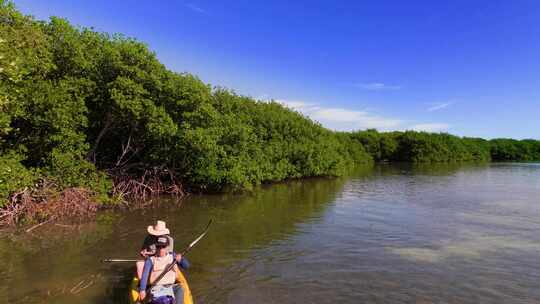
{"left": 490, "top": 139, "right": 540, "bottom": 161}
{"left": 0, "top": 151, "right": 37, "bottom": 200}
{"left": 1, "top": 2, "right": 538, "bottom": 208}
{"left": 0, "top": 2, "right": 370, "bottom": 205}
{"left": 349, "top": 129, "right": 540, "bottom": 163}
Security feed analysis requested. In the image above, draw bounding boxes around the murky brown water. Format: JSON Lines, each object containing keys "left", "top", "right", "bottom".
{"left": 1, "top": 163, "right": 540, "bottom": 303}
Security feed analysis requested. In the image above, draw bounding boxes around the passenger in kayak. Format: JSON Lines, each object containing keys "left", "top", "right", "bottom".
{"left": 139, "top": 235, "right": 189, "bottom": 304}
{"left": 137, "top": 220, "right": 175, "bottom": 279}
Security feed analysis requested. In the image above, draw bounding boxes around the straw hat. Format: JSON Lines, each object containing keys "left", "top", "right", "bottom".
{"left": 147, "top": 220, "right": 170, "bottom": 236}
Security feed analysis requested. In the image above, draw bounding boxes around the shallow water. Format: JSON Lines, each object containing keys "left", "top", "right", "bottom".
{"left": 1, "top": 163, "right": 540, "bottom": 303}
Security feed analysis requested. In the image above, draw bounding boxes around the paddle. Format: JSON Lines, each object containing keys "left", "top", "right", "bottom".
{"left": 148, "top": 219, "right": 213, "bottom": 288}
{"left": 102, "top": 259, "right": 139, "bottom": 263}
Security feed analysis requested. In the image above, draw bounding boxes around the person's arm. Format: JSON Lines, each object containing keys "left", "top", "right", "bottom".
{"left": 139, "top": 259, "right": 153, "bottom": 292}
{"left": 179, "top": 256, "right": 190, "bottom": 269}
{"left": 173, "top": 252, "right": 190, "bottom": 269}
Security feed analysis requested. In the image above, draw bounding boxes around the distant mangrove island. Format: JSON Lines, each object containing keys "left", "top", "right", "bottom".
{"left": 1, "top": 1, "right": 539, "bottom": 225}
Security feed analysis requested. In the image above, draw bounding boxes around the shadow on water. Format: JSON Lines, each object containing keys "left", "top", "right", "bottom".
{"left": 0, "top": 168, "right": 365, "bottom": 303}
{"left": 0, "top": 212, "right": 129, "bottom": 303}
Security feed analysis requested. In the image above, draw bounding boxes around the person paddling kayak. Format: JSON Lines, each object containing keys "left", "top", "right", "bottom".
{"left": 137, "top": 220, "right": 174, "bottom": 279}
{"left": 139, "top": 236, "right": 190, "bottom": 304}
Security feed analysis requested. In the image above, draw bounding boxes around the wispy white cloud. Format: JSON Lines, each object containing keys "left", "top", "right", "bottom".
{"left": 271, "top": 98, "right": 450, "bottom": 133}
{"left": 353, "top": 82, "right": 401, "bottom": 91}
{"left": 276, "top": 100, "right": 315, "bottom": 111}
{"left": 185, "top": 3, "right": 207, "bottom": 14}
{"left": 427, "top": 101, "right": 453, "bottom": 112}
{"left": 275, "top": 99, "right": 403, "bottom": 131}
{"left": 409, "top": 123, "right": 450, "bottom": 132}
{"left": 311, "top": 108, "right": 403, "bottom": 130}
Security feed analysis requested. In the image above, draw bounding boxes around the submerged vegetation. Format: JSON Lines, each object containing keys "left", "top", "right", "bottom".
{"left": 0, "top": 2, "right": 539, "bottom": 224}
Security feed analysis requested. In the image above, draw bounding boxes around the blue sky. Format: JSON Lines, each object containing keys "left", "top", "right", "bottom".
{"left": 15, "top": 0, "right": 540, "bottom": 139}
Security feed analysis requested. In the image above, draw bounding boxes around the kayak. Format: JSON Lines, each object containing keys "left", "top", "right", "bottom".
{"left": 129, "top": 270, "right": 193, "bottom": 304}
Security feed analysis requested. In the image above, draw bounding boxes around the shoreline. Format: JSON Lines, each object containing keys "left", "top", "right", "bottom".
{"left": 5, "top": 160, "right": 540, "bottom": 229}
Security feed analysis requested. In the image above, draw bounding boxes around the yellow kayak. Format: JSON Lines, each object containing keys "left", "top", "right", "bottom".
{"left": 129, "top": 270, "right": 193, "bottom": 304}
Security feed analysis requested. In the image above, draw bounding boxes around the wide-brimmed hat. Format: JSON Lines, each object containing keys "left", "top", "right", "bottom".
{"left": 147, "top": 220, "right": 170, "bottom": 236}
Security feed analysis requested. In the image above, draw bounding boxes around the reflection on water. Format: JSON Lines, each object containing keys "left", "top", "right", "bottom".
{"left": 1, "top": 163, "right": 540, "bottom": 303}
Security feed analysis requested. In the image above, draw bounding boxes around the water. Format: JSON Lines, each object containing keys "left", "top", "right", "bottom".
{"left": 1, "top": 163, "right": 540, "bottom": 303}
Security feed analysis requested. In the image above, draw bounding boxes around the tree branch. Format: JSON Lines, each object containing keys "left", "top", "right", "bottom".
{"left": 86, "top": 113, "right": 112, "bottom": 163}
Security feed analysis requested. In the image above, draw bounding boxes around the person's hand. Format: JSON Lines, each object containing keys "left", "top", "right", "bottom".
{"left": 175, "top": 253, "right": 182, "bottom": 262}
{"left": 139, "top": 290, "right": 146, "bottom": 301}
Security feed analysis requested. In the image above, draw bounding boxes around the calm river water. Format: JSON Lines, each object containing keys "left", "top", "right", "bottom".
{"left": 1, "top": 163, "right": 540, "bottom": 303}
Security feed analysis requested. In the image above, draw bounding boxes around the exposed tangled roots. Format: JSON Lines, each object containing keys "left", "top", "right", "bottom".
{"left": 1, "top": 180, "right": 99, "bottom": 226}
{"left": 0, "top": 169, "right": 187, "bottom": 226}
{"left": 41, "top": 187, "right": 98, "bottom": 218}
{"left": 111, "top": 168, "right": 185, "bottom": 203}
{"left": 1, "top": 188, "right": 34, "bottom": 226}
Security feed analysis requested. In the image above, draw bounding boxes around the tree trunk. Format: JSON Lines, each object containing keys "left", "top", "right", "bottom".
{"left": 86, "top": 113, "right": 112, "bottom": 163}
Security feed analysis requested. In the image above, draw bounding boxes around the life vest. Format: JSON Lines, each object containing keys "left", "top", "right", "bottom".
{"left": 149, "top": 254, "right": 177, "bottom": 285}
